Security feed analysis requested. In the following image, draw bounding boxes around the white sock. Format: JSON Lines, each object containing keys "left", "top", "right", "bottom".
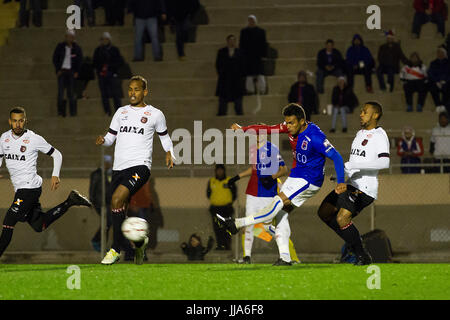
{"left": 244, "top": 225, "right": 254, "bottom": 257}
{"left": 235, "top": 196, "right": 284, "bottom": 228}
{"left": 275, "top": 211, "right": 291, "bottom": 262}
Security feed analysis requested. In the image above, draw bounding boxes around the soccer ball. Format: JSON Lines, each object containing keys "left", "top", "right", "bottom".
{"left": 121, "top": 217, "right": 149, "bottom": 242}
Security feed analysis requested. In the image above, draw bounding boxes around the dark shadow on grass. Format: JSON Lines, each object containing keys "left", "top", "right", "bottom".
{"left": 0, "top": 265, "right": 99, "bottom": 273}
{"left": 204, "top": 264, "right": 334, "bottom": 272}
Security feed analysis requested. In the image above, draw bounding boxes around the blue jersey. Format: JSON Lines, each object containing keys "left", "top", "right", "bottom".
{"left": 246, "top": 142, "right": 285, "bottom": 197}
{"left": 290, "top": 122, "right": 338, "bottom": 187}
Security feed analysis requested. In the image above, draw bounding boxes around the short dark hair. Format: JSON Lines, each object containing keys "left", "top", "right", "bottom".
{"left": 365, "top": 101, "right": 383, "bottom": 121}
{"left": 325, "top": 39, "right": 334, "bottom": 45}
{"left": 439, "top": 111, "right": 449, "bottom": 119}
{"left": 129, "top": 75, "right": 148, "bottom": 91}
{"left": 226, "top": 34, "right": 235, "bottom": 41}
{"left": 9, "top": 106, "right": 26, "bottom": 118}
{"left": 282, "top": 103, "right": 306, "bottom": 121}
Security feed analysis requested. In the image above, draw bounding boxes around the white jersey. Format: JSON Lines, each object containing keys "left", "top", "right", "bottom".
{"left": 0, "top": 129, "right": 54, "bottom": 192}
{"left": 347, "top": 127, "right": 390, "bottom": 199}
{"left": 108, "top": 104, "right": 168, "bottom": 171}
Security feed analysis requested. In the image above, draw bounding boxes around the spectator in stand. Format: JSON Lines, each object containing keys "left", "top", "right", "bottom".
{"left": 428, "top": 47, "right": 450, "bottom": 113}
{"left": 52, "top": 29, "right": 83, "bottom": 117}
{"left": 330, "top": 76, "right": 358, "bottom": 133}
{"left": 215, "top": 34, "right": 245, "bottom": 116}
{"left": 288, "top": 70, "right": 318, "bottom": 121}
{"left": 239, "top": 15, "right": 268, "bottom": 95}
{"left": 74, "top": 0, "right": 95, "bottom": 27}
{"left": 376, "top": 30, "right": 408, "bottom": 92}
{"left": 412, "top": 0, "right": 446, "bottom": 38}
{"left": 316, "top": 39, "right": 345, "bottom": 94}
{"left": 18, "top": 0, "right": 42, "bottom": 27}
{"left": 345, "top": 34, "right": 375, "bottom": 93}
{"left": 429, "top": 111, "right": 450, "bottom": 172}
{"left": 93, "top": 32, "right": 124, "bottom": 116}
{"left": 104, "top": 0, "right": 126, "bottom": 26}
{"left": 89, "top": 155, "right": 113, "bottom": 252}
{"left": 397, "top": 126, "right": 424, "bottom": 174}
{"left": 400, "top": 52, "right": 428, "bottom": 112}
{"left": 206, "top": 164, "right": 236, "bottom": 250}
{"left": 166, "top": 0, "right": 200, "bottom": 61}
{"left": 180, "top": 234, "right": 214, "bottom": 261}
{"left": 128, "top": 0, "right": 167, "bottom": 62}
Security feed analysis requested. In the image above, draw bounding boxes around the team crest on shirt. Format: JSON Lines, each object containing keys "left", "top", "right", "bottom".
{"left": 362, "top": 139, "right": 368, "bottom": 146}
{"left": 141, "top": 117, "right": 148, "bottom": 124}
{"left": 20, "top": 146, "right": 26, "bottom": 152}
{"left": 301, "top": 139, "right": 308, "bottom": 150}
{"left": 5, "top": 138, "right": 9, "bottom": 143}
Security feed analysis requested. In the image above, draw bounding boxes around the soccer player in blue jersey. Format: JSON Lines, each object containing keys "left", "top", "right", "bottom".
{"left": 217, "top": 103, "right": 346, "bottom": 265}
{"left": 227, "top": 134, "right": 296, "bottom": 264}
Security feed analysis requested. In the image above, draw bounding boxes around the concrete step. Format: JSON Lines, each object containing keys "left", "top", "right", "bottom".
{"left": 40, "top": 3, "right": 407, "bottom": 27}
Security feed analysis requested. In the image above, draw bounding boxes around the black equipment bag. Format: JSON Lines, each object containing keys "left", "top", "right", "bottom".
{"left": 362, "top": 229, "right": 393, "bottom": 263}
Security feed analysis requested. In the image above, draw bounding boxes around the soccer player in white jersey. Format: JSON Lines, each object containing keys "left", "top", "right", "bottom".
{"left": 0, "top": 107, "right": 92, "bottom": 259}
{"left": 317, "top": 101, "right": 390, "bottom": 265}
{"left": 96, "top": 75, "right": 175, "bottom": 265}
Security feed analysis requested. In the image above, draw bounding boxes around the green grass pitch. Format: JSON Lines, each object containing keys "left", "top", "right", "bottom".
{"left": 0, "top": 263, "right": 448, "bottom": 300}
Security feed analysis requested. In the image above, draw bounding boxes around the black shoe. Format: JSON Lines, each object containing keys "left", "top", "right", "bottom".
{"left": 329, "top": 128, "right": 336, "bottom": 133}
{"left": 272, "top": 258, "right": 292, "bottom": 266}
{"left": 242, "top": 256, "right": 251, "bottom": 264}
{"left": 353, "top": 249, "right": 373, "bottom": 266}
{"left": 215, "top": 214, "right": 238, "bottom": 235}
{"left": 67, "top": 190, "right": 92, "bottom": 207}
{"left": 342, "top": 128, "right": 347, "bottom": 133}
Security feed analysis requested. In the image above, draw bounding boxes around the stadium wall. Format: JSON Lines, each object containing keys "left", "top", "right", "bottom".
{"left": 1, "top": 175, "right": 449, "bottom": 254}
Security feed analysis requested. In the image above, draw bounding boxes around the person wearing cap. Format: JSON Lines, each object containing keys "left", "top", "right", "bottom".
{"left": 239, "top": 15, "right": 268, "bottom": 94}
{"left": 376, "top": 30, "right": 407, "bottom": 92}
{"left": 330, "top": 76, "right": 358, "bottom": 133}
{"left": 428, "top": 46, "right": 450, "bottom": 113}
{"left": 397, "top": 126, "right": 423, "bottom": 174}
{"left": 316, "top": 39, "right": 345, "bottom": 94}
{"left": 52, "top": 29, "right": 83, "bottom": 117}
{"left": 206, "top": 164, "right": 237, "bottom": 250}
{"left": 412, "top": 0, "right": 446, "bottom": 39}
{"left": 93, "top": 32, "right": 125, "bottom": 116}
{"left": 89, "top": 155, "right": 114, "bottom": 252}
{"left": 345, "top": 34, "right": 375, "bottom": 93}
{"left": 287, "top": 70, "right": 318, "bottom": 121}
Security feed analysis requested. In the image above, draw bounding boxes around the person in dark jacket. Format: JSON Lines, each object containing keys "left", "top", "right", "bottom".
{"left": 345, "top": 34, "right": 375, "bottom": 93}
{"left": 412, "top": 0, "right": 446, "bottom": 38}
{"left": 239, "top": 15, "right": 268, "bottom": 94}
{"left": 316, "top": 39, "right": 345, "bottom": 94}
{"left": 52, "top": 30, "right": 83, "bottom": 117}
{"left": 93, "top": 32, "right": 124, "bottom": 116}
{"left": 397, "top": 126, "right": 423, "bottom": 174}
{"left": 288, "top": 70, "right": 318, "bottom": 121}
{"left": 89, "top": 155, "right": 113, "bottom": 252}
{"left": 428, "top": 47, "right": 450, "bottom": 112}
{"left": 181, "top": 234, "right": 214, "bottom": 261}
{"left": 166, "top": 0, "right": 200, "bottom": 60}
{"left": 128, "top": 0, "right": 167, "bottom": 61}
{"left": 376, "top": 30, "right": 408, "bottom": 92}
{"left": 215, "top": 34, "right": 245, "bottom": 116}
{"left": 330, "top": 76, "right": 358, "bottom": 133}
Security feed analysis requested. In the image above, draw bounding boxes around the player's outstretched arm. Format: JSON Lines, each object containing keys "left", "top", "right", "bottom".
{"left": 231, "top": 122, "right": 288, "bottom": 134}
{"left": 228, "top": 166, "right": 253, "bottom": 186}
{"left": 49, "top": 148, "right": 63, "bottom": 191}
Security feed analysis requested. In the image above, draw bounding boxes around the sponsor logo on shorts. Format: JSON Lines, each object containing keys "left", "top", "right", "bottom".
{"left": 132, "top": 173, "right": 140, "bottom": 181}
{"left": 14, "top": 199, "right": 23, "bottom": 206}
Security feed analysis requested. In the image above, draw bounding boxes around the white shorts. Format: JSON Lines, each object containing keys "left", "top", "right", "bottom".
{"left": 245, "top": 194, "right": 275, "bottom": 217}
{"left": 279, "top": 177, "right": 320, "bottom": 207}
